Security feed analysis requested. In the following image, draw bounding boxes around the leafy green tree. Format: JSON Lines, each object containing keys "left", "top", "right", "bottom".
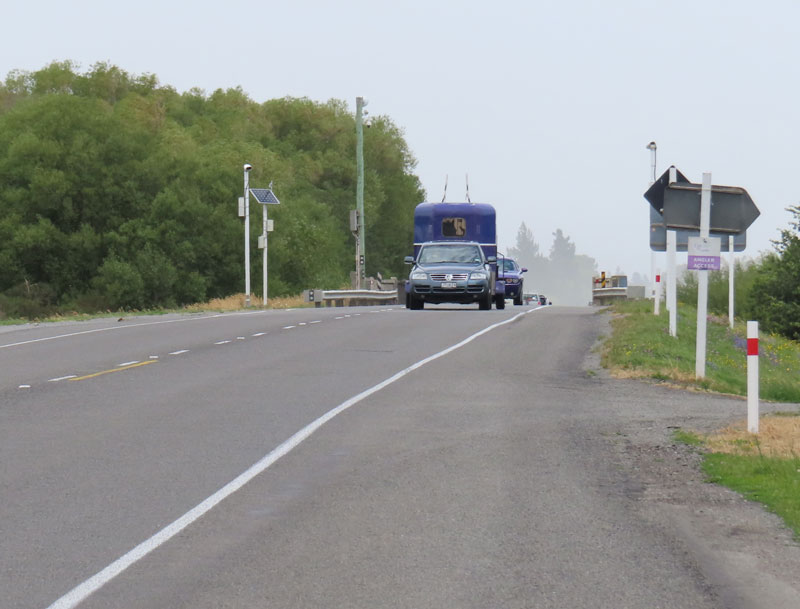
{"left": 747, "top": 205, "right": 800, "bottom": 339}
{"left": 0, "top": 61, "right": 425, "bottom": 316}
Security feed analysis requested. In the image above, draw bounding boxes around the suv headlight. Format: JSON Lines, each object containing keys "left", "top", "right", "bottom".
{"left": 469, "top": 271, "right": 488, "bottom": 280}
{"left": 410, "top": 271, "right": 428, "bottom": 280}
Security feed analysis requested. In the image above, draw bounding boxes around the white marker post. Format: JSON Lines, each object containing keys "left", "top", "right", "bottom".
{"left": 747, "top": 321, "right": 759, "bottom": 434}
{"left": 667, "top": 230, "right": 677, "bottom": 337}
{"left": 728, "top": 235, "right": 735, "bottom": 329}
{"left": 654, "top": 273, "right": 661, "bottom": 315}
{"left": 695, "top": 173, "right": 712, "bottom": 379}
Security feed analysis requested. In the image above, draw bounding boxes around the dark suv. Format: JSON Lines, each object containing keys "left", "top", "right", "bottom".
{"left": 405, "top": 242, "right": 496, "bottom": 310}
{"left": 498, "top": 257, "right": 527, "bottom": 305}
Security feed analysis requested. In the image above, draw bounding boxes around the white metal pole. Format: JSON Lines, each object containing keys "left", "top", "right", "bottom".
{"left": 262, "top": 204, "right": 268, "bottom": 306}
{"left": 667, "top": 230, "right": 677, "bottom": 336}
{"left": 244, "top": 166, "right": 251, "bottom": 308}
{"left": 728, "top": 235, "right": 734, "bottom": 328}
{"left": 695, "top": 173, "right": 711, "bottom": 379}
{"left": 747, "top": 321, "right": 759, "bottom": 433}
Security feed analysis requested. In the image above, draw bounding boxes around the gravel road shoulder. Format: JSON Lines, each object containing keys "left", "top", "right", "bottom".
{"left": 585, "top": 310, "right": 800, "bottom": 608}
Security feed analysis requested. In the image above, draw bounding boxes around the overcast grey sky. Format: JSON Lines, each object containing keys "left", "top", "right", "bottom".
{"left": 5, "top": 0, "right": 799, "bottom": 280}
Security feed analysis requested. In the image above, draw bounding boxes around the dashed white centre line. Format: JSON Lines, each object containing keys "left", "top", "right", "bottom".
{"left": 283, "top": 325, "right": 296, "bottom": 330}
{"left": 309, "top": 320, "right": 322, "bottom": 324}
{"left": 48, "top": 375, "right": 77, "bottom": 382}
{"left": 169, "top": 350, "right": 189, "bottom": 355}
{"left": 236, "top": 336, "right": 246, "bottom": 340}
{"left": 149, "top": 356, "right": 159, "bottom": 360}
{"left": 214, "top": 340, "right": 231, "bottom": 345}
{"left": 335, "top": 316, "right": 344, "bottom": 320}
{"left": 252, "top": 332, "right": 266, "bottom": 337}
{"left": 19, "top": 384, "right": 31, "bottom": 389}
{"left": 117, "top": 361, "right": 139, "bottom": 367}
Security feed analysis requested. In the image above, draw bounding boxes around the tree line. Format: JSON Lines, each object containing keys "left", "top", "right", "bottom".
{"left": 0, "top": 61, "right": 424, "bottom": 318}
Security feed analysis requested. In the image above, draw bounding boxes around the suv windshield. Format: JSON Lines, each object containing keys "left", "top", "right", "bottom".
{"left": 418, "top": 244, "right": 483, "bottom": 265}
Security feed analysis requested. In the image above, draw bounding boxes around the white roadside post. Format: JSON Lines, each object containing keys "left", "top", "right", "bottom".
{"left": 654, "top": 273, "right": 661, "bottom": 315}
{"left": 666, "top": 166, "right": 677, "bottom": 335}
{"left": 747, "top": 321, "right": 759, "bottom": 433}
{"left": 695, "top": 173, "right": 712, "bottom": 379}
{"left": 667, "top": 230, "right": 677, "bottom": 336}
{"left": 729, "top": 235, "right": 735, "bottom": 328}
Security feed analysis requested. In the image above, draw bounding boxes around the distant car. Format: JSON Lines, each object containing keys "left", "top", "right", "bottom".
{"left": 497, "top": 257, "right": 527, "bottom": 305}
{"left": 523, "top": 293, "right": 537, "bottom": 305}
{"left": 538, "top": 294, "right": 548, "bottom": 306}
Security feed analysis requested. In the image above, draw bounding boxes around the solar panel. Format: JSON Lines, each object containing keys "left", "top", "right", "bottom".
{"left": 250, "top": 188, "right": 280, "bottom": 205}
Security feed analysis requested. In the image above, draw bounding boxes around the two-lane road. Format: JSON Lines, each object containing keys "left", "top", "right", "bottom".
{"left": 2, "top": 305, "right": 799, "bottom": 608}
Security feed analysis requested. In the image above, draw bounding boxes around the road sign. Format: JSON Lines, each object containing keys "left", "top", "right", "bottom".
{"left": 662, "top": 182, "right": 759, "bottom": 233}
{"left": 687, "top": 236, "right": 721, "bottom": 270}
{"left": 643, "top": 167, "right": 691, "bottom": 213}
{"left": 650, "top": 207, "right": 746, "bottom": 251}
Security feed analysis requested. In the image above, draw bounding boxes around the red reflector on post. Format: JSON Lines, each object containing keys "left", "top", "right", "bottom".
{"left": 747, "top": 338, "right": 759, "bottom": 356}
{"left": 655, "top": 274, "right": 661, "bottom": 283}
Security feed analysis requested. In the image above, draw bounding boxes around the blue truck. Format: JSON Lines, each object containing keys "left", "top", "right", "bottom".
{"left": 404, "top": 202, "right": 506, "bottom": 310}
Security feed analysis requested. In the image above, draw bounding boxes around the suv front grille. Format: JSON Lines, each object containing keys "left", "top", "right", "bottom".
{"left": 430, "top": 273, "right": 469, "bottom": 281}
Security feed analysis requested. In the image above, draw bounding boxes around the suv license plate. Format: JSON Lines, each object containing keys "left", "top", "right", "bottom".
{"left": 441, "top": 282, "right": 457, "bottom": 289}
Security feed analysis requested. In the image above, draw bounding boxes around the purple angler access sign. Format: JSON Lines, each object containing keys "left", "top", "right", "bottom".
{"left": 687, "top": 236, "right": 721, "bottom": 270}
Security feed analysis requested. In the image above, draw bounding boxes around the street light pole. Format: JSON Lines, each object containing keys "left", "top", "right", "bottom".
{"left": 356, "top": 96, "right": 367, "bottom": 288}
{"left": 243, "top": 163, "right": 252, "bottom": 307}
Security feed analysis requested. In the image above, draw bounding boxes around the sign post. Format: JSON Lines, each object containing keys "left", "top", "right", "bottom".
{"left": 729, "top": 236, "right": 735, "bottom": 328}
{"left": 695, "top": 174, "right": 713, "bottom": 379}
{"left": 667, "top": 230, "right": 677, "bottom": 337}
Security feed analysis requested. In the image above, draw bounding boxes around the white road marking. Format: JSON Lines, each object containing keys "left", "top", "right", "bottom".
{"left": 0, "top": 311, "right": 273, "bottom": 350}
{"left": 283, "top": 325, "right": 296, "bottom": 330}
{"left": 298, "top": 323, "right": 307, "bottom": 326}
{"left": 335, "top": 316, "right": 344, "bottom": 320}
{"left": 149, "top": 356, "right": 159, "bottom": 360}
{"left": 236, "top": 337, "right": 246, "bottom": 340}
{"left": 45, "top": 307, "right": 541, "bottom": 609}
{"left": 169, "top": 350, "right": 189, "bottom": 355}
{"left": 48, "top": 375, "right": 77, "bottom": 382}
{"left": 117, "top": 361, "right": 139, "bottom": 367}
{"left": 19, "top": 384, "right": 31, "bottom": 389}
{"left": 252, "top": 332, "right": 266, "bottom": 337}
{"left": 214, "top": 340, "right": 231, "bottom": 345}
{"left": 309, "top": 320, "right": 321, "bottom": 324}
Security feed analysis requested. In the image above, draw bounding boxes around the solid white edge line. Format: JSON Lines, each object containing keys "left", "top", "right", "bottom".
{"left": 46, "top": 307, "right": 541, "bottom": 609}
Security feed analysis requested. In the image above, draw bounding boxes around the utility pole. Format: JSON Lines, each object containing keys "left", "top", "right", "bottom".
{"left": 356, "top": 96, "right": 367, "bottom": 287}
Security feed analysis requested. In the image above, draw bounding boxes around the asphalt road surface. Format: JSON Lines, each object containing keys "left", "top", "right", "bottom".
{"left": 1, "top": 304, "right": 798, "bottom": 608}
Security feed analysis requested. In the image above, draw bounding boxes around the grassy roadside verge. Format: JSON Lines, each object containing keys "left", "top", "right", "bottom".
{"left": 675, "top": 421, "right": 800, "bottom": 539}
{"left": 601, "top": 299, "right": 800, "bottom": 539}
{"left": 601, "top": 299, "right": 800, "bottom": 402}
{"left": 0, "top": 293, "right": 309, "bottom": 325}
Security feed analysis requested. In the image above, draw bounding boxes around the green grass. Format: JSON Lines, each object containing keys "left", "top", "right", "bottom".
{"left": 601, "top": 299, "right": 800, "bottom": 402}
{"left": 672, "top": 429, "right": 704, "bottom": 447}
{"left": 702, "top": 453, "right": 800, "bottom": 539}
